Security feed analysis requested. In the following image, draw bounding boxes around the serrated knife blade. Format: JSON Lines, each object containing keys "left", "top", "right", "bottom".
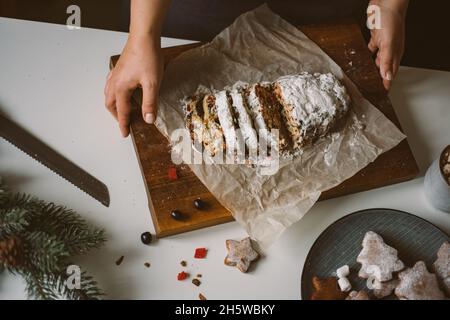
{"left": 0, "top": 114, "right": 110, "bottom": 207}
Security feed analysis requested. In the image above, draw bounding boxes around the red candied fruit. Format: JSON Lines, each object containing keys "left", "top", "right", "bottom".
{"left": 177, "top": 271, "right": 188, "bottom": 281}
{"left": 194, "top": 248, "right": 207, "bottom": 259}
{"left": 168, "top": 167, "right": 178, "bottom": 181}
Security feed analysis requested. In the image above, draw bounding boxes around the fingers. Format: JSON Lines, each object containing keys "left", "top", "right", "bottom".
{"left": 104, "top": 73, "right": 118, "bottom": 120}
{"left": 368, "top": 37, "right": 378, "bottom": 54}
{"left": 141, "top": 82, "right": 159, "bottom": 124}
{"left": 116, "top": 87, "right": 133, "bottom": 137}
{"left": 379, "top": 44, "right": 394, "bottom": 91}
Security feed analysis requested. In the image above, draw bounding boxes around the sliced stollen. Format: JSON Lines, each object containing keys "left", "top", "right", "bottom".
{"left": 183, "top": 72, "right": 351, "bottom": 159}
{"left": 274, "top": 72, "right": 351, "bottom": 149}
{"left": 201, "top": 94, "right": 225, "bottom": 156}
{"left": 185, "top": 94, "right": 209, "bottom": 150}
{"left": 215, "top": 90, "right": 245, "bottom": 159}
{"left": 244, "top": 82, "right": 291, "bottom": 152}
{"left": 228, "top": 87, "right": 259, "bottom": 157}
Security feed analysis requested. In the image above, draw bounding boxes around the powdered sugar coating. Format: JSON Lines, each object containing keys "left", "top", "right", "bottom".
{"left": 357, "top": 231, "right": 404, "bottom": 282}
{"left": 276, "top": 72, "right": 350, "bottom": 147}
{"left": 395, "top": 261, "right": 445, "bottom": 300}
{"left": 229, "top": 87, "right": 258, "bottom": 154}
{"left": 215, "top": 90, "right": 243, "bottom": 156}
{"left": 183, "top": 72, "right": 351, "bottom": 159}
{"left": 433, "top": 241, "right": 450, "bottom": 296}
{"left": 224, "top": 237, "right": 259, "bottom": 273}
{"left": 372, "top": 279, "right": 399, "bottom": 299}
{"left": 246, "top": 83, "right": 279, "bottom": 150}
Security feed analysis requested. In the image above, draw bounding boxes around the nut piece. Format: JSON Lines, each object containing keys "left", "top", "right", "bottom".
{"left": 192, "top": 278, "right": 201, "bottom": 287}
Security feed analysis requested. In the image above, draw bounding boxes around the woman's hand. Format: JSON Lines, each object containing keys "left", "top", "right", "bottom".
{"left": 104, "top": 35, "right": 163, "bottom": 137}
{"left": 104, "top": 0, "right": 169, "bottom": 137}
{"left": 367, "top": 0, "right": 409, "bottom": 90}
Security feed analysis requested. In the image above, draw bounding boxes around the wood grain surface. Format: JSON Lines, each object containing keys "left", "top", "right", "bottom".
{"left": 110, "top": 21, "right": 419, "bottom": 238}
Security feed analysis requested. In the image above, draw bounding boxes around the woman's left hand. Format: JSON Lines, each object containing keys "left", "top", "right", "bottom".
{"left": 367, "top": 0, "right": 409, "bottom": 90}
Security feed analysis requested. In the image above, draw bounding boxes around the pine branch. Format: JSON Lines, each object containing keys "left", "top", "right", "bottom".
{"left": 55, "top": 267, "right": 104, "bottom": 300}
{"left": 26, "top": 203, "right": 106, "bottom": 255}
{"left": 0, "top": 178, "right": 106, "bottom": 300}
{"left": 22, "top": 231, "right": 69, "bottom": 274}
{"left": 0, "top": 207, "right": 29, "bottom": 238}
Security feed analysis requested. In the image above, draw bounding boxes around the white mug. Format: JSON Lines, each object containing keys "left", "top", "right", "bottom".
{"left": 424, "top": 145, "right": 450, "bottom": 212}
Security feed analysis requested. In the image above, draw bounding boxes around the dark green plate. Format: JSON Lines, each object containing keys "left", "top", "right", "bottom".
{"left": 301, "top": 208, "right": 450, "bottom": 300}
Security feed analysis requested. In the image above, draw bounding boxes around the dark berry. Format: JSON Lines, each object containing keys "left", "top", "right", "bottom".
{"left": 171, "top": 210, "right": 183, "bottom": 220}
{"left": 194, "top": 198, "right": 206, "bottom": 210}
{"left": 141, "top": 232, "right": 153, "bottom": 245}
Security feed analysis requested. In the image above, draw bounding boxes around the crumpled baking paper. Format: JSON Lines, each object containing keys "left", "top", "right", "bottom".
{"left": 146, "top": 5, "right": 405, "bottom": 246}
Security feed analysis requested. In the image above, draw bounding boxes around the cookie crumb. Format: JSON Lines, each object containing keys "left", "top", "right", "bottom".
{"left": 115, "top": 256, "right": 124, "bottom": 266}
{"left": 196, "top": 274, "right": 202, "bottom": 278}
{"left": 192, "top": 278, "right": 201, "bottom": 287}
{"left": 199, "top": 293, "right": 207, "bottom": 300}
{"left": 144, "top": 262, "right": 151, "bottom": 268}
{"left": 180, "top": 260, "right": 187, "bottom": 267}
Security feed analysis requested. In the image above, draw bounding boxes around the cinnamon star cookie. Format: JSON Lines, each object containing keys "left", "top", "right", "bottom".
{"left": 224, "top": 237, "right": 259, "bottom": 273}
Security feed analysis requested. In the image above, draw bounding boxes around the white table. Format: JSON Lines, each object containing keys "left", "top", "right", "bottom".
{"left": 0, "top": 18, "right": 449, "bottom": 300}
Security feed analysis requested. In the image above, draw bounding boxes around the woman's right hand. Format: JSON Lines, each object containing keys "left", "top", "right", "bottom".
{"left": 104, "top": 34, "right": 163, "bottom": 137}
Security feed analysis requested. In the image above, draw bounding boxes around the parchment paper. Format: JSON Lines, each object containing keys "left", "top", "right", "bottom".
{"left": 150, "top": 5, "right": 406, "bottom": 246}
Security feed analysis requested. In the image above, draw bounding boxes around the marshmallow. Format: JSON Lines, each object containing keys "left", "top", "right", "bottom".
{"left": 336, "top": 265, "right": 350, "bottom": 278}
{"left": 338, "top": 277, "right": 352, "bottom": 292}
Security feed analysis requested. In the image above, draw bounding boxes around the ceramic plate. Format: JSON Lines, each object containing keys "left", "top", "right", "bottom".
{"left": 301, "top": 208, "right": 450, "bottom": 299}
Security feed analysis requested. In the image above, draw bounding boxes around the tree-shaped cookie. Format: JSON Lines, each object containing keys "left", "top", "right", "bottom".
{"left": 357, "top": 231, "right": 404, "bottom": 282}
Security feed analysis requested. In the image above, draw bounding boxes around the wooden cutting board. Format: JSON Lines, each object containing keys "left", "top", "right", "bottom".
{"left": 110, "top": 21, "right": 419, "bottom": 238}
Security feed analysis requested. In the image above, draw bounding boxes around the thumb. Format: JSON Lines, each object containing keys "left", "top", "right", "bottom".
{"left": 141, "top": 82, "right": 159, "bottom": 124}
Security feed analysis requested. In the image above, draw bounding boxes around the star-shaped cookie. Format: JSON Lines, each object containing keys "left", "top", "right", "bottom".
{"left": 433, "top": 241, "right": 450, "bottom": 296}
{"left": 224, "top": 237, "right": 259, "bottom": 273}
{"left": 357, "top": 231, "right": 404, "bottom": 282}
{"left": 395, "top": 261, "right": 445, "bottom": 300}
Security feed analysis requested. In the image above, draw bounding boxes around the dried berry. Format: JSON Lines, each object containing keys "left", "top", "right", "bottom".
{"left": 197, "top": 274, "right": 202, "bottom": 278}
{"left": 171, "top": 210, "right": 183, "bottom": 220}
{"left": 180, "top": 260, "right": 187, "bottom": 267}
{"left": 194, "top": 198, "right": 206, "bottom": 210}
{"left": 192, "top": 278, "right": 201, "bottom": 287}
{"left": 194, "top": 248, "right": 207, "bottom": 259}
{"left": 144, "top": 262, "right": 151, "bottom": 268}
{"left": 177, "top": 271, "right": 189, "bottom": 281}
{"left": 141, "top": 232, "right": 153, "bottom": 245}
{"left": 115, "top": 256, "right": 124, "bottom": 266}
